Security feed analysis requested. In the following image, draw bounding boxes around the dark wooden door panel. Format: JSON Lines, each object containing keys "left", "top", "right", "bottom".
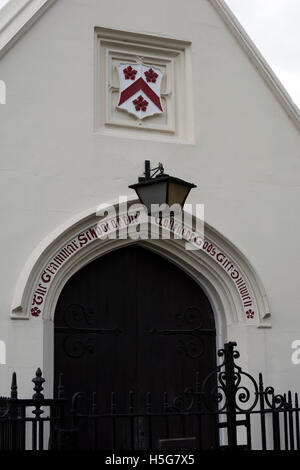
{"left": 54, "top": 245, "right": 216, "bottom": 449}
{"left": 136, "top": 248, "right": 215, "bottom": 402}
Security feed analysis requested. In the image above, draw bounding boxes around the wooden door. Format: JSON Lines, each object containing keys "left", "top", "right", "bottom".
{"left": 54, "top": 245, "right": 217, "bottom": 449}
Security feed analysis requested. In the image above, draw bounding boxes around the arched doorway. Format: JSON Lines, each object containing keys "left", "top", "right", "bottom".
{"left": 54, "top": 244, "right": 217, "bottom": 449}
{"left": 11, "top": 200, "right": 271, "bottom": 449}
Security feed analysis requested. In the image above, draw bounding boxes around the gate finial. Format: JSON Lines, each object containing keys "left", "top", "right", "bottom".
{"left": 10, "top": 372, "right": 18, "bottom": 399}
{"left": 32, "top": 368, "right": 45, "bottom": 400}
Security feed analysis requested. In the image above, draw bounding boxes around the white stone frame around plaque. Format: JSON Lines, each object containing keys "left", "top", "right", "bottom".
{"left": 94, "top": 27, "right": 194, "bottom": 143}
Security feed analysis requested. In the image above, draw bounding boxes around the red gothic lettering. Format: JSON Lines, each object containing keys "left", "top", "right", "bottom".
{"left": 111, "top": 219, "right": 118, "bottom": 229}
{"left": 216, "top": 252, "right": 225, "bottom": 263}
{"left": 35, "top": 288, "right": 46, "bottom": 296}
{"left": 231, "top": 270, "right": 239, "bottom": 280}
{"left": 100, "top": 223, "right": 109, "bottom": 232}
{"left": 41, "top": 271, "right": 51, "bottom": 283}
{"left": 78, "top": 233, "right": 88, "bottom": 247}
{"left": 237, "top": 282, "right": 246, "bottom": 290}
{"left": 46, "top": 267, "right": 55, "bottom": 275}
{"left": 85, "top": 231, "right": 92, "bottom": 241}
{"left": 239, "top": 287, "right": 248, "bottom": 296}
{"left": 194, "top": 237, "right": 203, "bottom": 246}
{"left": 88, "top": 228, "right": 98, "bottom": 239}
{"left": 61, "top": 248, "right": 70, "bottom": 258}
{"left": 58, "top": 250, "right": 68, "bottom": 260}
{"left": 49, "top": 262, "right": 59, "bottom": 271}
{"left": 38, "top": 283, "right": 46, "bottom": 291}
{"left": 54, "top": 255, "right": 64, "bottom": 265}
{"left": 32, "top": 294, "right": 43, "bottom": 306}
{"left": 66, "top": 243, "right": 77, "bottom": 253}
{"left": 95, "top": 226, "right": 103, "bottom": 237}
{"left": 185, "top": 230, "right": 191, "bottom": 240}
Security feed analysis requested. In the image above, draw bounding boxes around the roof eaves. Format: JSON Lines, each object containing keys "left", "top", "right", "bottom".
{"left": 0, "top": 0, "right": 56, "bottom": 59}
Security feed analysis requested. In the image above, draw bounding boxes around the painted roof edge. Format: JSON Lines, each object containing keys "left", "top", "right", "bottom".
{"left": 0, "top": 0, "right": 56, "bottom": 59}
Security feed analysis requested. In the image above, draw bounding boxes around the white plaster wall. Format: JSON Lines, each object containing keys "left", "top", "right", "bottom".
{"left": 0, "top": 0, "right": 299, "bottom": 398}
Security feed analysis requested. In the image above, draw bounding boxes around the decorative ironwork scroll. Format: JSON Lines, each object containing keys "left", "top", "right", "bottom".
{"left": 150, "top": 306, "right": 215, "bottom": 359}
{"left": 55, "top": 304, "right": 122, "bottom": 359}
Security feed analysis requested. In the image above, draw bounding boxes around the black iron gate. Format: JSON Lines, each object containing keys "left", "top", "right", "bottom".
{"left": 1, "top": 342, "right": 300, "bottom": 451}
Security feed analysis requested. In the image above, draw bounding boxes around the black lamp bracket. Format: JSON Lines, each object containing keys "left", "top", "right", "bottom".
{"left": 139, "top": 160, "right": 165, "bottom": 182}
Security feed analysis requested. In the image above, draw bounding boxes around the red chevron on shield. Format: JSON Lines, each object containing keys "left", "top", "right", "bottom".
{"left": 117, "top": 63, "right": 164, "bottom": 119}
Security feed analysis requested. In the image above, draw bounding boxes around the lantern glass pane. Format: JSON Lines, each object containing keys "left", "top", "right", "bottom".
{"left": 136, "top": 181, "right": 168, "bottom": 214}
{"left": 168, "top": 182, "right": 190, "bottom": 207}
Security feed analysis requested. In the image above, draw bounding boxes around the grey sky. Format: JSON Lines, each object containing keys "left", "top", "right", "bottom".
{"left": 225, "top": 0, "right": 300, "bottom": 108}
{"left": 0, "top": 0, "right": 299, "bottom": 108}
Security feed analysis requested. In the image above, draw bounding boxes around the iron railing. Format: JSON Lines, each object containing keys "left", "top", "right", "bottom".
{"left": 0, "top": 342, "right": 299, "bottom": 450}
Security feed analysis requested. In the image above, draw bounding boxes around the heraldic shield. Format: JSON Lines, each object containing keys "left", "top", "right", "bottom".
{"left": 117, "top": 63, "right": 164, "bottom": 119}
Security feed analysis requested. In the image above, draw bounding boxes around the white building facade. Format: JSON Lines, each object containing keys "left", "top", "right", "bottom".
{"left": 0, "top": 0, "right": 300, "bottom": 424}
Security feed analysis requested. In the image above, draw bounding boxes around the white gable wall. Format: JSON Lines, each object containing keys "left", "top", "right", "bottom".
{"left": 0, "top": 0, "right": 300, "bottom": 396}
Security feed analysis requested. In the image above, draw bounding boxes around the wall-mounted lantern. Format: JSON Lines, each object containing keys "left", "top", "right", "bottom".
{"left": 129, "top": 160, "right": 196, "bottom": 214}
